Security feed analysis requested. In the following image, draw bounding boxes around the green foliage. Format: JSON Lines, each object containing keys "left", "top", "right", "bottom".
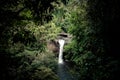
{"left": 51, "top": 0, "right": 72, "bottom": 32}
{"left": 54, "top": 0, "right": 119, "bottom": 80}
{"left": 1, "top": 41, "right": 58, "bottom": 80}
{"left": 19, "top": 9, "right": 33, "bottom": 19}
{"left": 0, "top": 0, "right": 119, "bottom": 80}
{"left": 31, "top": 66, "right": 58, "bottom": 80}
{"left": 0, "top": 0, "right": 60, "bottom": 80}
{"left": 75, "top": 52, "right": 119, "bottom": 80}
{"left": 25, "top": 21, "right": 61, "bottom": 41}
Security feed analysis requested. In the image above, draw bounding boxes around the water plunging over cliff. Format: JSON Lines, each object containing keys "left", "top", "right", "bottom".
{"left": 58, "top": 39, "right": 65, "bottom": 64}
{"left": 57, "top": 39, "right": 78, "bottom": 80}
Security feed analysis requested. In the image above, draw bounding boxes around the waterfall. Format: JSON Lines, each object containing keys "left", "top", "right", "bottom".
{"left": 58, "top": 39, "right": 65, "bottom": 64}
{"left": 57, "top": 39, "right": 77, "bottom": 80}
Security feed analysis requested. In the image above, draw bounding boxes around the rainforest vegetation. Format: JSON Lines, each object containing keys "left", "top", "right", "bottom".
{"left": 0, "top": 0, "right": 119, "bottom": 80}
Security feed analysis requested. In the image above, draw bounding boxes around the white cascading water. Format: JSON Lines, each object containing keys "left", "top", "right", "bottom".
{"left": 57, "top": 39, "right": 76, "bottom": 80}
{"left": 58, "top": 39, "right": 65, "bottom": 64}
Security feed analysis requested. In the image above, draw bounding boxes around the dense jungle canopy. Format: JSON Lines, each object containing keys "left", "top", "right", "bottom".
{"left": 0, "top": 0, "right": 119, "bottom": 80}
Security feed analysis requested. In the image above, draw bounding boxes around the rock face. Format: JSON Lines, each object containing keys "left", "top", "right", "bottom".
{"left": 47, "top": 40, "right": 59, "bottom": 53}
{"left": 57, "top": 32, "right": 72, "bottom": 44}
{"left": 47, "top": 33, "right": 72, "bottom": 56}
